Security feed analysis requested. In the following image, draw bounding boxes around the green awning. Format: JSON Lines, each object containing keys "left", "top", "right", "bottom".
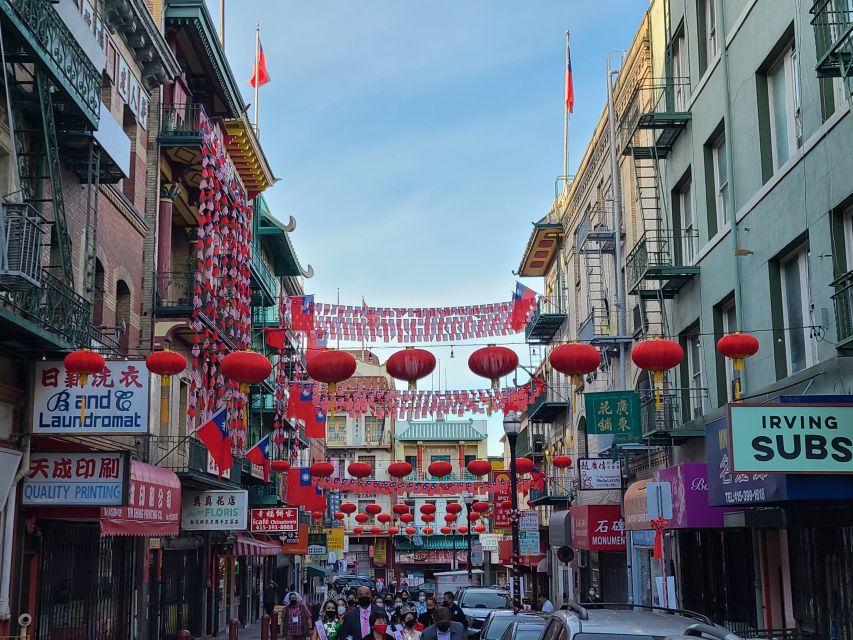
{"left": 306, "top": 565, "right": 330, "bottom": 578}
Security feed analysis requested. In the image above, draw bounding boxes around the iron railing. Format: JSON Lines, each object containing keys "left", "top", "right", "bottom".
{"left": 160, "top": 103, "right": 205, "bottom": 139}
{"left": 619, "top": 77, "right": 692, "bottom": 147}
{"left": 0, "top": 203, "right": 44, "bottom": 290}
{"left": 575, "top": 203, "right": 616, "bottom": 249}
{"left": 148, "top": 435, "right": 241, "bottom": 478}
{"left": 0, "top": 266, "right": 90, "bottom": 347}
{"left": 639, "top": 388, "right": 707, "bottom": 437}
{"left": 250, "top": 250, "right": 277, "bottom": 303}
{"left": 811, "top": 0, "right": 853, "bottom": 78}
{"left": 578, "top": 307, "right": 626, "bottom": 342}
{"left": 1, "top": 0, "right": 101, "bottom": 125}
{"left": 625, "top": 230, "right": 699, "bottom": 292}
{"left": 832, "top": 269, "right": 853, "bottom": 345}
{"left": 153, "top": 270, "right": 196, "bottom": 311}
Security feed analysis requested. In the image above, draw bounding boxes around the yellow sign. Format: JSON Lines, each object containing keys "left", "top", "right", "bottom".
{"left": 373, "top": 539, "right": 387, "bottom": 567}
{"left": 325, "top": 527, "right": 345, "bottom": 553}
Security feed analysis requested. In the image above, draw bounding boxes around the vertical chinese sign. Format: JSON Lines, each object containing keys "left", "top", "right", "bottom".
{"left": 492, "top": 470, "right": 512, "bottom": 529}
{"left": 584, "top": 391, "right": 641, "bottom": 443}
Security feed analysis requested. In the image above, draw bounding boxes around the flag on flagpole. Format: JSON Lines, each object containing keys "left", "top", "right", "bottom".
{"left": 249, "top": 42, "right": 271, "bottom": 87}
{"left": 195, "top": 408, "right": 230, "bottom": 476}
{"left": 286, "top": 467, "right": 326, "bottom": 511}
{"left": 510, "top": 282, "right": 538, "bottom": 331}
{"left": 565, "top": 38, "right": 574, "bottom": 113}
{"left": 245, "top": 435, "right": 272, "bottom": 482}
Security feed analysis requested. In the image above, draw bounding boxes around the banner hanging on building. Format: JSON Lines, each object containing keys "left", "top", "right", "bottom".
{"left": 492, "top": 470, "right": 512, "bottom": 528}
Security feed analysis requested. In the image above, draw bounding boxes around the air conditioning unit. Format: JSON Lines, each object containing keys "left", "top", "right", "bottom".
{"left": 631, "top": 303, "right": 647, "bottom": 337}
{"left": 532, "top": 434, "right": 545, "bottom": 454}
{"left": 0, "top": 203, "right": 44, "bottom": 291}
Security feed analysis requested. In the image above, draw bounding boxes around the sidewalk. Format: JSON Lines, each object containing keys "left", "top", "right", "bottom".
{"left": 212, "top": 622, "right": 264, "bottom": 640}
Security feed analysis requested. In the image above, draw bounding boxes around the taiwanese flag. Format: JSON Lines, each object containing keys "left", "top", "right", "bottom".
{"left": 510, "top": 282, "right": 537, "bottom": 331}
{"left": 245, "top": 434, "right": 271, "bottom": 482}
{"left": 306, "top": 329, "right": 328, "bottom": 362}
{"left": 305, "top": 408, "right": 327, "bottom": 439}
{"left": 249, "top": 42, "right": 271, "bottom": 88}
{"left": 286, "top": 467, "right": 326, "bottom": 511}
{"left": 290, "top": 295, "right": 315, "bottom": 333}
{"left": 565, "top": 40, "right": 574, "bottom": 113}
{"left": 195, "top": 408, "right": 230, "bottom": 476}
{"left": 286, "top": 383, "right": 313, "bottom": 422}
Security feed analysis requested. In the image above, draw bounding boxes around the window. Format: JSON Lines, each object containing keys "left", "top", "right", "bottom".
{"left": 115, "top": 279, "right": 131, "bottom": 353}
{"left": 721, "top": 301, "right": 737, "bottom": 401}
{"left": 405, "top": 455, "right": 417, "bottom": 473}
{"left": 705, "top": 0, "right": 718, "bottom": 61}
{"left": 685, "top": 332, "right": 704, "bottom": 419}
{"left": 327, "top": 416, "right": 347, "bottom": 445}
{"left": 365, "top": 416, "right": 383, "bottom": 444}
{"left": 678, "top": 178, "right": 696, "bottom": 264}
{"left": 843, "top": 206, "right": 853, "bottom": 269}
{"left": 767, "top": 44, "right": 799, "bottom": 169}
{"left": 712, "top": 132, "right": 728, "bottom": 232}
{"left": 357, "top": 455, "right": 376, "bottom": 479}
{"left": 780, "top": 245, "right": 816, "bottom": 374}
{"left": 672, "top": 32, "right": 688, "bottom": 110}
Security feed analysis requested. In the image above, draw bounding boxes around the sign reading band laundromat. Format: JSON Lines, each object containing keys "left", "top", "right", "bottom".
{"left": 729, "top": 403, "right": 853, "bottom": 474}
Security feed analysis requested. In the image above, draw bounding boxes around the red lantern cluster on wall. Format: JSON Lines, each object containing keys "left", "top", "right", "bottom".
{"left": 466, "top": 459, "right": 492, "bottom": 477}
{"left": 385, "top": 347, "right": 437, "bottom": 390}
{"left": 550, "top": 342, "right": 601, "bottom": 385}
{"left": 468, "top": 345, "right": 519, "bottom": 389}
{"left": 388, "top": 461, "right": 414, "bottom": 478}
{"left": 428, "top": 461, "right": 453, "bottom": 478}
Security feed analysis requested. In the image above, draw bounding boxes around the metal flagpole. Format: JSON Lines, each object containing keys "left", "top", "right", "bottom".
{"left": 253, "top": 23, "right": 260, "bottom": 132}
{"left": 562, "top": 31, "right": 570, "bottom": 189}
{"left": 219, "top": 0, "right": 225, "bottom": 46}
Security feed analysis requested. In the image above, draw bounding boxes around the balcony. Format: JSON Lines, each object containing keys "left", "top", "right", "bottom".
{"left": 620, "top": 78, "right": 691, "bottom": 159}
{"left": 527, "top": 384, "right": 571, "bottom": 423}
{"left": 0, "top": 265, "right": 91, "bottom": 353}
{"left": 515, "top": 426, "right": 545, "bottom": 459}
{"left": 525, "top": 299, "right": 567, "bottom": 344}
{"left": 832, "top": 270, "right": 853, "bottom": 348}
{"left": 250, "top": 250, "right": 277, "bottom": 307}
{"left": 640, "top": 391, "right": 706, "bottom": 441}
{"left": 0, "top": 0, "right": 101, "bottom": 127}
{"left": 160, "top": 103, "right": 205, "bottom": 146}
{"left": 148, "top": 435, "right": 242, "bottom": 489}
{"left": 248, "top": 478, "right": 281, "bottom": 506}
{"left": 625, "top": 231, "right": 699, "bottom": 297}
{"left": 576, "top": 205, "right": 618, "bottom": 253}
{"left": 578, "top": 307, "right": 632, "bottom": 350}
{"left": 812, "top": 0, "right": 853, "bottom": 78}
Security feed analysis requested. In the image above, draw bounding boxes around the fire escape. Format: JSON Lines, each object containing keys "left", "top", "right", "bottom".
{"left": 812, "top": 0, "right": 853, "bottom": 87}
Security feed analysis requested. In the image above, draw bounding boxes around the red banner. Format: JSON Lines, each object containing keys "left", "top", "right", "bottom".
{"left": 492, "top": 470, "right": 512, "bottom": 529}
{"left": 250, "top": 507, "right": 299, "bottom": 533}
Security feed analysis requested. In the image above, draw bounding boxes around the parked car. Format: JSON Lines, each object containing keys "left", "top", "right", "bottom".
{"left": 455, "top": 587, "right": 513, "bottom": 638}
{"left": 546, "top": 603, "right": 741, "bottom": 640}
{"left": 412, "top": 581, "right": 436, "bottom": 597}
{"left": 333, "top": 575, "right": 376, "bottom": 594}
{"left": 500, "top": 620, "right": 548, "bottom": 640}
{"left": 481, "top": 611, "right": 549, "bottom": 640}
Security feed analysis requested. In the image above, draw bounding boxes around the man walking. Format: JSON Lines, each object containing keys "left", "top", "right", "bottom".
{"left": 420, "top": 608, "right": 465, "bottom": 640}
{"left": 340, "top": 586, "right": 385, "bottom": 640}
{"left": 441, "top": 593, "right": 466, "bottom": 627}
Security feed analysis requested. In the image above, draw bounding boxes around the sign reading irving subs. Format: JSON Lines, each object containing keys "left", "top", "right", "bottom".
{"left": 729, "top": 403, "right": 853, "bottom": 473}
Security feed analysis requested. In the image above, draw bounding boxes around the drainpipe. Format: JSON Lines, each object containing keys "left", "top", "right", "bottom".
{"left": 0, "top": 437, "right": 30, "bottom": 620}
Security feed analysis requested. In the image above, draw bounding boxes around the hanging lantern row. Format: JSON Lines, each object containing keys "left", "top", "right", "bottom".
{"left": 388, "top": 461, "right": 414, "bottom": 478}
{"left": 466, "top": 459, "right": 492, "bottom": 477}
{"left": 468, "top": 344, "right": 519, "bottom": 389}
{"left": 385, "top": 347, "right": 437, "bottom": 390}
{"left": 348, "top": 461, "right": 373, "bottom": 478}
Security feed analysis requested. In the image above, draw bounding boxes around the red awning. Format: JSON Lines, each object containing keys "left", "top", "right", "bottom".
{"left": 234, "top": 534, "right": 281, "bottom": 557}
{"left": 100, "top": 461, "right": 181, "bottom": 536}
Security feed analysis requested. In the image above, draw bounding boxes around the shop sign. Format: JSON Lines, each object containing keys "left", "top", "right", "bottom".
{"left": 478, "top": 533, "right": 501, "bottom": 552}
{"left": 33, "top": 361, "right": 150, "bottom": 435}
{"left": 584, "top": 391, "right": 641, "bottom": 441}
{"left": 624, "top": 479, "right": 650, "bottom": 530}
{"left": 396, "top": 550, "right": 467, "bottom": 564}
{"left": 654, "top": 463, "right": 728, "bottom": 529}
{"left": 578, "top": 458, "right": 622, "bottom": 490}
{"left": 729, "top": 403, "right": 853, "bottom": 474}
{"left": 308, "top": 545, "right": 327, "bottom": 555}
{"left": 100, "top": 461, "right": 181, "bottom": 536}
{"left": 519, "top": 510, "right": 538, "bottom": 531}
{"left": 281, "top": 525, "right": 309, "bottom": 554}
{"left": 471, "top": 540, "right": 483, "bottom": 566}
{"left": 570, "top": 504, "right": 625, "bottom": 551}
{"left": 324, "top": 527, "right": 346, "bottom": 553}
{"left": 519, "top": 530, "right": 540, "bottom": 555}
{"left": 250, "top": 507, "right": 298, "bottom": 533}
{"left": 373, "top": 539, "right": 387, "bottom": 566}
{"left": 491, "top": 470, "right": 511, "bottom": 528}
{"left": 705, "top": 418, "right": 787, "bottom": 506}
{"left": 115, "top": 53, "right": 149, "bottom": 129}
{"left": 23, "top": 452, "right": 129, "bottom": 506}
{"left": 182, "top": 490, "right": 248, "bottom": 530}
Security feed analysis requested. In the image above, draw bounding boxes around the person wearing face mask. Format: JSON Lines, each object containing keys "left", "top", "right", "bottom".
{"left": 340, "top": 586, "right": 385, "bottom": 640}
{"left": 283, "top": 592, "right": 312, "bottom": 640}
{"left": 414, "top": 592, "right": 427, "bottom": 616}
{"left": 416, "top": 597, "right": 437, "bottom": 629}
{"left": 398, "top": 611, "right": 423, "bottom": 640}
{"left": 420, "top": 607, "right": 464, "bottom": 640}
{"left": 337, "top": 600, "right": 349, "bottom": 619}
{"left": 363, "top": 612, "right": 396, "bottom": 640}
{"left": 441, "top": 593, "right": 466, "bottom": 627}
{"left": 313, "top": 600, "right": 343, "bottom": 640}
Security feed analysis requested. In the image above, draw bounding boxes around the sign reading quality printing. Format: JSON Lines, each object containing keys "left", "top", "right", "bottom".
{"left": 23, "top": 452, "right": 128, "bottom": 505}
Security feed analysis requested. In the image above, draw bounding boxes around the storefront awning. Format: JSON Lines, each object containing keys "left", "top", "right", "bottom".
{"left": 234, "top": 534, "right": 281, "bottom": 557}
{"left": 306, "top": 565, "right": 330, "bottom": 578}
{"left": 100, "top": 461, "right": 181, "bottom": 536}
{"left": 548, "top": 510, "right": 571, "bottom": 547}
{"left": 624, "top": 479, "right": 650, "bottom": 531}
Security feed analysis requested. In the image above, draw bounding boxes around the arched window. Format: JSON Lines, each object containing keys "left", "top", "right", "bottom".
{"left": 115, "top": 279, "right": 131, "bottom": 353}
{"left": 92, "top": 259, "right": 105, "bottom": 325}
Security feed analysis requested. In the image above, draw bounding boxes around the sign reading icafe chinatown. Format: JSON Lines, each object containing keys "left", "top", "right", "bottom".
{"left": 32, "top": 361, "right": 150, "bottom": 434}
{"left": 250, "top": 507, "right": 299, "bottom": 533}
{"left": 729, "top": 403, "right": 853, "bottom": 473}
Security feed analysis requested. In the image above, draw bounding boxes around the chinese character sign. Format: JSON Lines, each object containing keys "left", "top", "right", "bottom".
{"left": 578, "top": 458, "right": 622, "bottom": 491}
{"left": 249, "top": 507, "right": 299, "bottom": 533}
{"left": 22, "top": 452, "right": 128, "bottom": 506}
{"left": 491, "top": 471, "right": 511, "bottom": 529}
{"left": 585, "top": 391, "right": 641, "bottom": 442}
{"left": 33, "top": 361, "right": 150, "bottom": 435}
{"left": 182, "top": 490, "right": 248, "bottom": 530}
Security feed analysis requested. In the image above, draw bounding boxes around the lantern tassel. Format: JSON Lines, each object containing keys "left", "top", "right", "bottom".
{"left": 653, "top": 371, "right": 663, "bottom": 412}
{"left": 79, "top": 374, "right": 88, "bottom": 424}
{"left": 160, "top": 376, "right": 171, "bottom": 426}
{"left": 241, "top": 383, "right": 250, "bottom": 428}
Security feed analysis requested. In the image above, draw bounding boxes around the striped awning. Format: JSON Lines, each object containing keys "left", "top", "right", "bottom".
{"left": 234, "top": 534, "right": 280, "bottom": 557}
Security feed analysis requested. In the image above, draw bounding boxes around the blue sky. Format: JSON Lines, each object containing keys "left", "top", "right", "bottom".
{"left": 212, "top": 1, "right": 649, "bottom": 454}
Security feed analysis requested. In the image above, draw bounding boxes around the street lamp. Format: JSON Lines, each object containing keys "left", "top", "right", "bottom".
{"left": 503, "top": 411, "right": 521, "bottom": 603}
{"left": 462, "top": 490, "right": 474, "bottom": 581}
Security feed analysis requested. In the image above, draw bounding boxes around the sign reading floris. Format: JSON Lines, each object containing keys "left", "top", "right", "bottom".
{"left": 584, "top": 391, "right": 641, "bottom": 442}
{"left": 729, "top": 403, "right": 853, "bottom": 473}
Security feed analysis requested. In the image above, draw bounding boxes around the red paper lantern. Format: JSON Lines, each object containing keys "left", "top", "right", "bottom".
{"left": 419, "top": 504, "right": 436, "bottom": 515}
{"left": 365, "top": 504, "right": 382, "bottom": 515}
{"left": 306, "top": 349, "right": 357, "bottom": 394}
{"left": 444, "top": 514, "right": 457, "bottom": 523}
{"left": 353, "top": 526, "right": 364, "bottom": 535}
{"left": 468, "top": 345, "right": 519, "bottom": 389}
{"left": 440, "top": 526, "right": 452, "bottom": 535}
{"left": 515, "top": 457, "right": 535, "bottom": 475}
{"left": 370, "top": 526, "right": 382, "bottom": 535}
{"left": 355, "top": 513, "right": 369, "bottom": 524}
{"left": 472, "top": 501, "right": 491, "bottom": 514}
{"left": 270, "top": 460, "right": 290, "bottom": 473}
{"left": 399, "top": 513, "right": 414, "bottom": 524}
{"left": 312, "top": 510, "right": 323, "bottom": 520}
{"left": 334, "top": 512, "right": 345, "bottom": 521}
{"left": 446, "top": 503, "right": 463, "bottom": 514}
{"left": 340, "top": 502, "right": 357, "bottom": 515}
{"left": 457, "top": 526, "right": 468, "bottom": 535}
{"left": 388, "top": 526, "right": 399, "bottom": 535}
{"left": 310, "top": 462, "right": 334, "bottom": 478}
{"left": 551, "top": 455, "right": 573, "bottom": 469}
{"left": 404, "top": 526, "right": 416, "bottom": 536}
{"left": 428, "top": 461, "right": 452, "bottom": 478}
{"left": 549, "top": 342, "right": 601, "bottom": 385}
{"left": 717, "top": 332, "right": 759, "bottom": 370}
{"left": 420, "top": 514, "right": 434, "bottom": 523}
{"left": 348, "top": 462, "right": 373, "bottom": 478}
{"left": 422, "top": 527, "right": 434, "bottom": 536}
{"left": 221, "top": 350, "right": 272, "bottom": 389}
{"left": 474, "top": 524, "right": 486, "bottom": 533}
{"left": 385, "top": 348, "right": 436, "bottom": 390}
{"left": 392, "top": 504, "right": 410, "bottom": 516}
{"left": 632, "top": 338, "right": 684, "bottom": 382}
{"left": 64, "top": 349, "right": 106, "bottom": 382}
{"left": 265, "top": 328, "right": 288, "bottom": 349}
{"left": 469, "top": 512, "right": 480, "bottom": 521}
{"left": 466, "top": 459, "right": 492, "bottom": 477}
{"left": 378, "top": 513, "right": 392, "bottom": 524}
{"left": 500, "top": 499, "right": 512, "bottom": 509}
{"left": 388, "top": 461, "right": 414, "bottom": 479}
{"left": 146, "top": 349, "right": 187, "bottom": 377}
